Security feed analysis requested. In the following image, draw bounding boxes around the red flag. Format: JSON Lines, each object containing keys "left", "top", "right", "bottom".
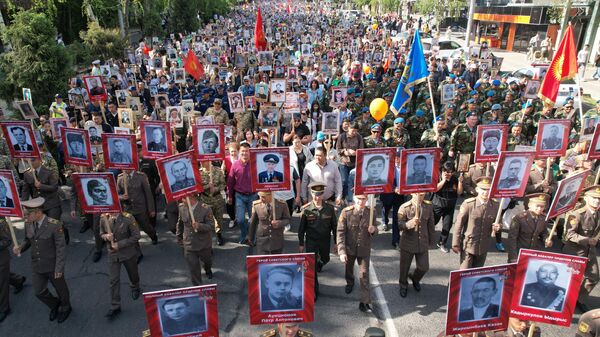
{"left": 383, "top": 54, "right": 391, "bottom": 72}
{"left": 538, "top": 24, "right": 578, "bottom": 104}
{"left": 255, "top": 7, "right": 267, "bottom": 51}
{"left": 184, "top": 51, "right": 204, "bottom": 80}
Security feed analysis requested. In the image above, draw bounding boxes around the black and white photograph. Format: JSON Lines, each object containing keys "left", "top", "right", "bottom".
{"left": 270, "top": 79, "right": 286, "bottom": 103}
{"left": 554, "top": 179, "right": 581, "bottom": 210}
{"left": 0, "top": 176, "right": 16, "bottom": 209}
{"left": 582, "top": 117, "right": 598, "bottom": 136}
{"left": 321, "top": 112, "right": 339, "bottom": 135}
{"left": 145, "top": 125, "right": 168, "bottom": 153}
{"left": 81, "top": 177, "right": 113, "bottom": 206}
{"left": 15, "top": 100, "right": 38, "bottom": 119}
{"left": 301, "top": 44, "right": 312, "bottom": 57}
{"left": 167, "top": 106, "right": 183, "bottom": 128}
{"left": 155, "top": 94, "right": 170, "bottom": 111}
{"left": 259, "top": 264, "right": 304, "bottom": 312}
{"left": 442, "top": 84, "right": 456, "bottom": 104}
{"left": 181, "top": 99, "right": 195, "bottom": 116}
{"left": 108, "top": 138, "right": 133, "bottom": 164}
{"left": 68, "top": 93, "right": 85, "bottom": 109}
{"left": 165, "top": 158, "right": 197, "bottom": 192}
{"left": 457, "top": 275, "right": 503, "bottom": 322}
{"left": 115, "top": 89, "right": 129, "bottom": 107}
{"left": 360, "top": 153, "right": 390, "bottom": 186}
{"left": 540, "top": 124, "right": 565, "bottom": 151}
{"left": 126, "top": 96, "right": 143, "bottom": 115}
{"left": 8, "top": 125, "right": 34, "bottom": 152}
{"left": 65, "top": 131, "right": 89, "bottom": 160}
{"left": 524, "top": 80, "right": 541, "bottom": 99}
{"left": 480, "top": 129, "right": 502, "bottom": 156}
{"left": 405, "top": 153, "right": 433, "bottom": 185}
{"left": 497, "top": 158, "right": 525, "bottom": 190}
{"left": 519, "top": 260, "right": 570, "bottom": 312}
{"left": 83, "top": 75, "right": 107, "bottom": 100}
{"left": 173, "top": 68, "right": 186, "bottom": 84}
{"left": 255, "top": 83, "right": 269, "bottom": 102}
{"left": 228, "top": 92, "right": 245, "bottom": 113}
{"left": 257, "top": 153, "right": 284, "bottom": 183}
{"left": 118, "top": 108, "right": 134, "bottom": 129}
{"left": 84, "top": 122, "right": 103, "bottom": 145}
{"left": 260, "top": 107, "right": 279, "bottom": 128}
{"left": 197, "top": 128, "right": 220, "bottom": 155}
{"left": 157, "top": 296, "right": 208, "bottom": 336}
{"left": 49, "top": 118, "right": 68, "bottom": 140}
{"left": 287, "top": 67, "right": 298, "bottom": 81}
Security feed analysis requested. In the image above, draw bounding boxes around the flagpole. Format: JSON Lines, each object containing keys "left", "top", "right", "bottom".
{"left": 576, "top": 73, "right": 585, "bottom": 123}
{"left": 426, "top": 77, "right": 439, "bottom": 148}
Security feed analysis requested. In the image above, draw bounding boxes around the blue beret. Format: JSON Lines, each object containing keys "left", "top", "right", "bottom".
{"left": 366, "top": 74, "right": 374, "bottom": 80}
{"left": 169, "top": 80, "right": 175, "bottom": 84}
{"left": 436, "top": 116, "right": 443, "bottom": 121}
{"left": 317, "top": 131, "right": 325, "bottom": 141}
{"left": 355, "top": 93, "right": 362, "bottom": 98}
{"left": 415, "top": 110, "right": 424, "bottom": 117}
{"left": 466, "top": 111, "right": 476, "bottom": 118}
{"left": 361, "top": 107, "right": 370, "bottom": 113}
{"left": 473, "top": 82, "right": 481, "bottom": 89}
{"left": 446, "top": 103, "right": 456, "bottom": 109}
{"left": 492, "top": 80, "right": 501, "bottom": 86}
{"left": 394, "top": 68, "right": 402, "bottom": 73}
{"left": 522, "top": 102, "right": 533, "bottom": 108}
{"left": 201, "top": 88, "right": 210, "bottom": 94}
{"left": 486, "top": 90, "right": 496, "bottom": 97}
{"left": 423, "top": 94, "right": 430, "bottom": 99}
{"left": 371, "top": 124, "right": 382, "bottom": 131}
{"left": 470, "top": 90, "right": 478, "bottom": 95}
{"left": 492, "top": 104, "right": 502, "bottom": 110}
{"left": 467, "top": 99, "right": 476, "bottom": 104}
{"left": 458, "top": 84, "right": 466, "bottom": 89}
{"left": 449, "top": 74, "right": 456, "bottom": 79}
{"left": 129, "top": 86, "right": 136, "bottom": 91}
{"left": 383, "top": 92, "right": 393, "bottom": 98}
{"left": 394, "top": 117, "right": 405, "bottom": 124}
{"left": 596, "top": 99, "right": 600, "bottom": 104}
{"left": 347, "top": 87, "right": 355, "bottom": 94}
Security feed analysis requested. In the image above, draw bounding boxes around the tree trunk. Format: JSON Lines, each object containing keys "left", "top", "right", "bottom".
{"left": 123, "top": 0, "right": 130, "bottom": 39}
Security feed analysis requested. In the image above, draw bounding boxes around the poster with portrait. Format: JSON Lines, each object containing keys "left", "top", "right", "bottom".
{"left": 49, "top": 118, "right": 68, "bottom": 141}
{"left": 441, "top": 84, "right": 456, "bottom": 104}
{"left": 71, "top": 172, "right": 120, "bottom": 214}
{"left": 156, "top": 150, "right": 203, "bottom": 203}
{"left": 524, "top": 80, "right": 541, "bottom": 99}
{"left": 173, "top": 68, "right": 186, "bottom": 84}
{"left": 545, "top": 169, "right": 590, "bottom": 221}
{"left": 586, "top": 124, "right": 600, "bottom": 160}
{"left": 475, "top": 124, "right": 508, "bottom": 163}
{"left": 0, "top": 121, "right": 41, "bottom": 160}
{"left": 113, "top": 127, "right": 130, "bottom": 135}
{"left": 0, "top": 170, "right": 23, "bottom": 218}
{"left": 117, "top": 108, "right": 134, "bottom": 130}
{"left": 270, "top": 79, "right": 286, "bottom": 103}
{"left": 14, "top": 100, "right": 38, "bottom": 119}
{"left": 228, "top": 92, "right": 245, "bottom": 113}
{"left": 255, "top": 82, "right": 270, "bottom": 102}
{"left": 330, "top": 87, "right": 347, "bottom": 108}
{"left": 126, "top": 96, "right": 143, "bottom": 117}
{"left": 535, "top": 119, "right": 570, "bottom": 158}
{"left": 115, "top": 89, "right": 130, "bottom": 108}
{"left": 581, "top": 116, "right": 598, "bottom": 140}
{"left": 155, "top": 94, "right": 170, "bottom": 112}
{"left": 259, "top": 106, "right": 280, "bottom": 129}
{"left": 181, "top": 99, "right": 195, "bottom": 117}
{"left": 195, "top": 116, "right": 215, "bottom": 126}
{"left": 399, "top": 148, "right": 441, "bottom": 194}
{"left": 301, "top": 44, "right": 312, "bottom": 57}
{"left": 284, "top": 92, "right": 300, "bottom": 113}
{"left": 321, "top": 112, "right": 339, "bottom": 135}
{"left": 61, "top": 127, "right": 93, "bottom": 167}
{"left": 509, "top": 249, "right": 587, "bottom": 327}
{"left": 102, "top": 134, "right": 138, "bottom": 171}
{"left": 287, "top": 66, "right": 298, "bottom": 82}
{"left": 22, "top": 88, "right": 32, "bottom": 102}
{"left": 84, "top": 121, "right": 103, "bottom": 146}
{"left": 354, "top": 148, "right": 396, "bottom": 195}
{"left": 489, "top": 151, "right": 535, "bottom": 198}
{"left": 140, "top": 121, "right": 174, "bottom": 160}
{"left": 83, "top": 75, "right": 107, "bottom": 102}
{"left": 457, "top": 153, "right": 471, "bottom": 173}
{"left": 445, "top": 263, "right": 517, "bottom": 336}
{"left": 250, "top": 147, "right": 291, "bottom": 192}
{"left": 166, "top": 106, "right": 184, "bottom": 128}
{"left": 143, "top": 285, "right": 218, "bottom": 337}
{"left": 193, "top": 125, "right": 225, "bottom": 162}
{"left": 68, "top": 93, "right": 85, "bottom": 109}
{"left": 245, "top": 96, "right": 257, "bottom": 111}
{"left": 247, "top": 253, "right": 315, "bottom": 325}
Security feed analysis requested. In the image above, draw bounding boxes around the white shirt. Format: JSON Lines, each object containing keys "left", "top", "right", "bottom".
{"left": 473, "top": 304, "right": 491, "bottom": 320}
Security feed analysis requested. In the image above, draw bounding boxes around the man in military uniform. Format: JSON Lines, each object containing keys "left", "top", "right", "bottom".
{"left": 564, "top": 186, "right": 600, "bottom": 312}
{"left": 526, "top": 158, "right": 557, "bottom": 195}
{"left": 21, "top": 157, "right": 61, "bottom": 220}
{"left": 520, "top": 263, "right": 566, "bottom": 311}
{"left": 99, "top": 211, "right": 141, "bottom": 319}
{"left": 498, "top": 159, "right": 523, "bottom": 189}
{"left": 541, "top": 125, "right": 563, "bottom": 150}
{"left": 384, "top": 117, "right": 411, "bottom": 148}
{"left": 406, "top": 155, "right": 432, "bottom": 185}
{"left": 439, "top": 104, "right": 460, "bottom": 134}
{"left": 363, "top": 124, "right": 387, "bottom": 148}
{"left": 420, "top": 118, "right": 449, "bottom": 155}
{"left": 449, "top": 112, "right": 478, "bottom": 159}
{"left": 337, "top": 193, "right": 378, "bottom": 313}
{"left": 235, "top": 109, "right": 256, "bottom": 137}
{"left": 0, "top": 217, "right": 16, "bottom": 322}
{"left": 355, "top": 107, "right": 375, "bottom": 138}
{"left": 585, "top": 100, "right": 600, "bottom": 117}
{"left": 576, "top": 309, "right": 600, "bottom": 337}
{"left": 13, "top": 198, "right": 71, "bottom": 323}
{"left": 117, "top": 169, "right": 158, "bottom": 245}
{"left": 259, "top": 322, "right": 313, "bottom": 337}
{"left": 506, "top": 123, "right": 530, "bottom": 151}
{"left": 177, "top": 194, "right": 215, "bottom": 285}
{"left": 204, "top": 98, "right": 229, "bottom": 125}
{"left": 246, "top": 191, "right": 291, "bottom": 255}
{"left": 200, "top": 161, "right": 226, "bottom": 246}
{"left": 452, "top": 177, "right": 501, "bottom": 269}
{"left": 406, "top": 110, "right": 429, "bottom": 146}
{"left": 362, "top": 75, "right": 378, "bottom": 103}
{"left": 169, "top": 160, "right": 196, "bottom": 192}
{"left": 508, "top": 103, "right": 536, "bottom": 142}
{"left": 481, "top": 104, "right": 503, "bottom": 125}
{"left": 507, "top": 193, "right": 552, "bottom": 263}
{"left": 397, "top": 192, "right": 435, "bottom": 297}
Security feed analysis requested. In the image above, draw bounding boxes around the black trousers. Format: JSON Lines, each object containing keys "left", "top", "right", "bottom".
{"left": 306, "top": 238, "right": 331, "bottom": 295}
{"left": 32, "top": 271, "right": 71, "bottom": 311}
{"left": 433, "top": 199, "right": 457, "bottom": 245}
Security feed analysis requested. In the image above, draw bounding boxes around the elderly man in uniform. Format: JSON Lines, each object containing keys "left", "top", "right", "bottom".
{"left": 564, "top": 185, "right": 600, "bottom": 312}
{"left": 507, "top": 193, "right": 552, "bottom": 263}
{"left": 177, "top": 194, "right": 215, "bottom": 284}
{"left": 246, "top": 191, "right": 291, "bottom": 255}
{"left": 259, "top": 322, "right": 313, "bottom": 337}
{"left": 99, "top": 211, "right": 141, "bottom": 319}
{"left": 452, "top": 177, "right": 501, "bottom": 269}
{"left": 117, "top": 168, "right": 158, "bottom": 248}
{"left": 526, "top": 157, "right": 557, "bottom": 195}
{"left": 258, "top": 155, "right": 284, "bottom": 183}
{"left": 397, "top": 192, "right": 435, "bottom": 297}
{"left": 337, "top": 193, "right": 378, "bottom": 313}
{"left": 199, "top": 161, "right": 226, "bottom": 246}
{"left": 169, "top": 160, "right": 196, "bottom": 192}
{"left": 520, "top": 263, "right": 566, "bottom": 311}
{"left": 13, "top": 198, "right": 72, "bottom": 323}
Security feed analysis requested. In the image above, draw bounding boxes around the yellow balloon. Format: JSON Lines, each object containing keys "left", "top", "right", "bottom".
{"left": 370, "top": 98, "right": 388, "bottom": 121}
{"left": 372, "top": 24, "right": 378, "bottom": 30}
{"left": 363, "top": 65, "right": 371, "bottom": 74}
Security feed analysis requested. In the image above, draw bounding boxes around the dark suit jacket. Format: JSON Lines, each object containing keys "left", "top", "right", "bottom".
{"left": 260, "top": 293, "right": 302, "bottom": 311}
{"left": 0, "top": 197, "right": 14, "bottom": 208}
{"left": 13, "top": 143, "right": 33, "bottom": 151}
{"left": 258, "top": 171, "right": 284, "bottom": 183}
{"left": 148, "top": 141, "right": 167, "bottom": 152}
{"left": 458, "top": 304, "right": 500, "bottom": 321}
{"left": 22, "top": 166, "right": 61, "bottom": 211}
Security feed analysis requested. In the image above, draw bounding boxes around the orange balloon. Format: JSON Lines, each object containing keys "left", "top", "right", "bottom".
{"left": 370, "top": 98, "right": 388, "bottom": 121}
{"left": 363, "top": 65, "right": 371, "bottom": 74}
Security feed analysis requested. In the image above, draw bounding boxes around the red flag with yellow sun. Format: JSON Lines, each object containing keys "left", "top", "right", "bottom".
{"left": 538, "top": 24, "right": 578, "bottom": 105}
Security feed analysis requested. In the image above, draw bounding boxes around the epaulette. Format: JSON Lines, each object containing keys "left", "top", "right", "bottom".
{"left": 463, "top": 197, "right": 476, "bottom": 204}
{"left": 118, "top": 172, "right": 126, "bottom": 177}
{"left": 343, "top": 205, "right": 355, "bottom": 212}
{"left": 298, "top": 329, "right": 314, "bottom": 337}
{"left": 122, "top": 212, "right": 134, "bottom": 219}
{"left": 253, "top": 199, "right": 262, "bottom": 205}
{"left": 469, "top": 164, "right": 477, "bottom": 168}
{"left": 423, "top": 200, "right": 431, "bottom": 205}
{"left": 259, "top": 329, "right": 277, "bottom": 337}
{"left": 48, "top": 218, "right": 61, "bottom": 225}
{"left": 301, "top": 202, "right": 312, "bottom": 210}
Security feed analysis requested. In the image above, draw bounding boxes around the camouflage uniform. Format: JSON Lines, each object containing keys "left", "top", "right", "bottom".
{"left": 204, "top": 107, "right": 229, "bottom": 124}
{"left": 362, "top": 86, "right": 378, "bottom": 104}
{"left": 235, "top": 110, "right": 256, "bottom": 134}
{"left": 416, "top": 103, "right": 433, "bottom": 121}
{"left": 480, "top": 100, "right": 494, "bottom": 112}
{"left": 555, "top": 108, "right": 581, "bottom": 133}
{"left": 507, "top": 111, "right": 536, "bottom": 142}
{"left": 584, "top": 108, "right": 600, "bottom": 117}
{"left": 439, "top": 114, "right": 461, "bottom": 135}
{"left": 481, "top": 110, "right": 501, "bottom": 125}
{"left": 356, "top": 116, "right": 377, "bottom": 139}
{"left": 384, "top": 126, "right": 411, "bottom": 148}
{"left": 0, "top": 137, "right": 9, "bottom": 156}
{"left": 199, "top": 165, "right": 226, "bottom": 236}
{"left": 421, "top": 129, "right": 450, "bottom": 156}
{"left": 363, "top": 135, "right": 387, "bottom": 148}
{"left": 41, "top": 152, "right": 59, "bottom": 176}
{"left": 506, "top": 134, "right": 531, "bottom": 151}
{"left": 449, "top": 123, "right": 477, "bottom": 155}
{"left": 406, "top": 116, "right": 429, "bottom": 146}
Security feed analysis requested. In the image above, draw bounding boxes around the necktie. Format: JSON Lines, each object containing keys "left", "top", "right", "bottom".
{"left": 34, "top": 221, "right": 39, "bottom": 233}
{"left": 266, "top": 203, "right": 272, "bottom": 218}
{"left": 268, "top": 173, "right": 272, "bottom": 181}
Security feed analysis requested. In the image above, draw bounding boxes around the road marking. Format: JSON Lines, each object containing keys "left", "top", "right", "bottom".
{"left": 370, "top": 262, "right": 400, "bottom": 337}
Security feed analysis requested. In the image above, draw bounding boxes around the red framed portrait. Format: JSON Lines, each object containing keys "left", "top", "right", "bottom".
{"left": 489, "top": 151, "right": 535, "bottom": 199}
{"left": 398, "top": 147, "right": 440, "bottom": 194}
{"left": 0, "top": 121, "right": 40, "bottom": 160}
{"left": 49, "top": 118, "right": 68, "bottom": 141}
{"left": 475, "top": 124, "right": 508, "bottom": 163}
{"left": 193, "top": 125, "right": 225, "bottom": 162}
{"left": 102, "top": 134, "right": 139, "bottom": 171}
{"left": 61, "top": 127, "right": 93, "bottom": 167}
{"left": 140, "top": 121, "right": 174, "bottom": 160}
{"left": 83, "top": 75, "right": 108, "bottom": 102}
{"left": 535, "top": 119, "right": 571, "bottom": 158}
{"left": 586, "top": 124, "right": 600, "bottom": 160}
{"left": 250, "top": 147, "right": 291, "bottom": 192}
{"left": 0, "top": 170, "right": 23, "bottom": 218}
{"left": 510, "top": 249, "right": 587, "bottom": 327}
{"left": 71, "top": 173, "right": 121, "bottom": 214}
{"left": 143, "top": 285, "right": 219, "bottom": 337}
{"left": 545, "top": 169, "right": 590, "bottom": 221}
{"left": 445, "top": 263, "right": 517, "bottom": 336}
{"left": 156, "top": 150, "right": 204, "bottom": 203}
{"left": 247, "top": 253, "right": 315, "bottom": 325}
{"left": 354, "top": 148, "right": 396, "bottom": 195}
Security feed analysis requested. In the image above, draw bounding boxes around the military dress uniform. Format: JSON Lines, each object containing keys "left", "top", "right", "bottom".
{"left": 507, "top": 194, "right": 550, "bottom": 263}
{"left": 462, "top": 164, "right": 494, "bottom": 197}
{"left": 525, "top": 165, "right": 557, "bottom": 195}
{"left": 449, "top": 123, "right": 477, "bottom": 156}
{"left": 21, "top": 165, "right": 61, "bottom": 220}
{"left": 199, "top": 165, "right": 226, "bottom": 245}
{"left": 397, "top": 198, "right": 435, "bottom": 296}
{"left": 99, "top": 212, "right": 141, "bottom": 314}
{"left": 117, "top": 171, "right": 158, "bottom": 243}
{"left": 177, "top": 201, "right": 215, "bottom": 285}
{"left": 247, "top": 194, "right": 291, "bottom": 255}
{"left": 260, "top": 327, "right": 313, "bottom": 337}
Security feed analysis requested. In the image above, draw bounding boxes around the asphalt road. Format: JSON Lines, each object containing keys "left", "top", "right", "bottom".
{"left": 0, "top": 198, "right": 598, "bottom": 337}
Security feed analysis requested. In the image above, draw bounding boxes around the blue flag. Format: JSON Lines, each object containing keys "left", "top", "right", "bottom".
{"left": 390, "top": 30, "right": 429, "bottom": 114}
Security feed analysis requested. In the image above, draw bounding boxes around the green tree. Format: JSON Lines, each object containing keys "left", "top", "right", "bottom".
{"left": 80, "top": 21, "right": 129, "bottom": 60}
{"left": 0, "top": 10, "right": 72, "bottom": 115}
{"left": 167, "top": 0, "right": 200, "bottom": 34}
{"left": 415, "top": 0, "right": 466, "bottom": 29}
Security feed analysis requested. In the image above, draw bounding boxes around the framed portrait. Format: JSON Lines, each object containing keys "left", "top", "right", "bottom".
{"left": 99, "top": 65, "right": 112, "bottom": 78}
{"left": 284, "top": 92, "right": 300, "bottom": 112}
{"left": 354, "top": 148, "right": 396, "bottom": 195}
{"left": 0, "top": 121, "right": 41, "bottom": 160}
{"left": 0, "top": 170, "right": 23, "bottom": 218}
{"left": 155, "top": 94, "right": 170, "bottom": 111}
{"left": 510, "top": 249, "right": 587, "bottom": 327}
{"left": 445, "top": 264, "right": 516, "bottom": 336}
{"left": 259, "top": 106, "right": 280, "bottom": 129}
{"left": 156, "top": 150, "right": 203, "bottom": 203}
{"left": 321, "top": 112, "right": 339, "bottom": 135}
{"left": 61, "top": 127, "right": 93, "bottom": 167}
{"left": 173, "top": 68, "right": 186, "bottom": 84}
{"left": 581, "top": 116, "right": 598, "bottom": 140}
{"left": 587, "top": 125, "right": 600, "bottom": 160}
{"left": 489, "top": 151, "right": 535, "bottom": 198}
{"left": 84, "top": 121, "right": 103, "bottom": 146}
{"left": 234, "top": 53, "right": 246, "bottom": 68}
{"left": 166, "top": 106, "right": 184, "bottom": 128}
{"left": 535, "top": 119, "right": 571, "bottom": 158}
{"left": 113, "top": 127, "right": 130, "bottom": 135}
{"left": 247, "top": 253, "right": 315, "bottom": 324}
{"left": 269, "top": 79, "right": 286, "bottom": 103}
{"left": 14, "top": 100, "right": 38, "bottom": 120}
{"left": 49, "top": 118, "right": 68, "bottom": 141}
{"left": 117, "top": 108, "right": 134, "bottom": 130}
{"left": 399, "top": 148, "right": 441, "bottom": 194}
{"left": 71, "top": 173, "right": 121, "bottom": 214}
{"left": 245, "top": 96, "right": 257, "bottom": 111}
{"left": 140, "top": 121, "right": 174, "bottom": 160}
{"left": 195, "top": 116, "right": 214, "bottom": 126}
{"left": 22, "top": 88, "right": 32, "bottom": 102}
{"left": 102, "top": 134, "right": 138, "bottom": 171}
{"left": 287, "top": 66, "right": 298, "bottom": 81}
{"left": 181, "top": 99, "right": 195, "bottom": 117}
{"left": 83, "top": 75, "right": 108, "bottom": 102}
{"left": 546, "top": 169, "right": 590, "bottom": 221}
{"left": 475, "top": 124, "right": 508, "bottom": 163}
{"left": 469, "top": 46, "right": 481, "bottom": 59}
{"left": 457, "top": 153, "right": 471, "bottom": 173}
{"left": 126, "top": 96, "right": 143, "bottom": 117}
{"left": 524, "top": 80, "right": 541, "bottom": 99}
{"left": 330, "top": 87, "right": 347, "bottom": 108}
{"left": 274, "top": 66, "right": 286, "bottom": 78}
{"left": 68, "top": 93, "right": 85, "bottom": 109}
{"left": 193, "top": 125, "right": 225, "bottom": 162}
{"left": 441, "top": 84, "right": 456, "bottom": 104}
{"left": 227, "top": 92, "right": 245, "bottom": 113}
{"left": 115, "top": 89, "right": 130, "bottom": 108}
{"left": 250, "top": 147, "right": 291, "bottom": 192}
{"left": 255, "top": 82, "right": 270, "bottom": 102}
{"left": 143, "top": 285, "right": 218, "bottom": 337}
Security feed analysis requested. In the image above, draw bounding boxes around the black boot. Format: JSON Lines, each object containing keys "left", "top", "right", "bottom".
{"left": 63, "top": 227, "right": 70, "bottom": 245}
{"left": 217, "top": 233, "right": 224, "bottom": 246}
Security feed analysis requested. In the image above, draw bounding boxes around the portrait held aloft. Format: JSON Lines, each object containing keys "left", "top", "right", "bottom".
{"left": 102, "top": 134, "right": 138, "bottom": 171}
{"left": 399, "top": 148, "right": 440, "bottom": 194}
{"left": 259, "top": 265, "right": 304, "bottom": 312}
{"left": 0, "top": 170, "right": 22, "bottom": 217}
{"left": 156, "top": 150, "right": 203, "bottom": 203}
{"left": 61, "top": 127, "right": 93, "bottom": 167}
{"left": 71, "top": 173, "right": 121, "bottom": 213}
{"left": 140, "top": 121, "right": 173, "bottom": 159}
{"left": 193, "top": 125, "right": 225, "bottom": 162}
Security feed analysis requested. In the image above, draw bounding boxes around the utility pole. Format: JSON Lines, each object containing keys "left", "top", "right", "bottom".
{"left": 465, "top": 0, "right": 476, "bottom": 47}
